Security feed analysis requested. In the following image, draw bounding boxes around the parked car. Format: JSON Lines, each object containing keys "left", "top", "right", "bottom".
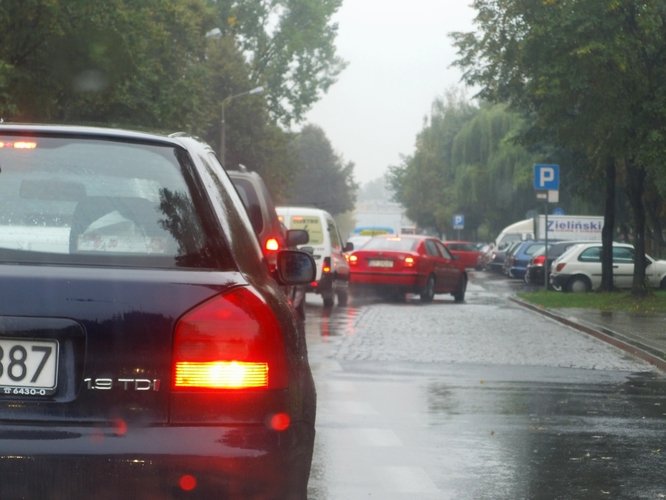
{"left": 0, "top": 124, "right": 317, "bottom": 498}
{"left": 347, "top": 234, "right": 467, "bottom": 302}
{"left": 550, "top": 242, "right": 666, "bottom": 292}
{"left": 504, "top": 240, "right": 549, "bottom": 280}
{"left": 442, "top": 240, "right": 483, "bottom": 270}
{"left": 487, "top": 239, "right": 523, "bottom": 273}
{"left": 524, "top": 240, "right": 598, "bottom": 286}
{"left": 501, "top": 239, "right": 526, "bottom": 276}
{"left": 277, "top": 206, "right": 351, "bottom": 307}
{"left": 227, "top": 167, "right": 309, "bottom": 317}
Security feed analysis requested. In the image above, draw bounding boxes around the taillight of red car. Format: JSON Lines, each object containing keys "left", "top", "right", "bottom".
{"left": 173, "top": 286, "right": 288, "bottom": 391}
{"left": 532, "top": 255, "right": 546, "bottom": 266}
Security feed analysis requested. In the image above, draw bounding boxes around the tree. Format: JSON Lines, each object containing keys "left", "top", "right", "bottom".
{"left": 451, "top": 0, "right": 666, "bottom": 296}
{"left": 286, "top": 124, "right": 357, "bottom": 215}
{"left": 211, "top": 0, "right": 346, "bottom": 126}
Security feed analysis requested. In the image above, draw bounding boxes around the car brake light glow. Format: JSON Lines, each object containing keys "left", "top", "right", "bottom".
{"left": 322, "top": 257, "right": 331, "bottom": 273}
{"left": 172, "top": 287, "right": 287, "bottom": 390}
{"left": 348, "top": 254, "right": 358, "bottom": 264}
{"left": 265, "top": 237, "right": 280, "bottom": 252}
{"left": 0, "top": 140, "right": 37, "bottom": 149}
{"left": 175, "top": 361, "right": 268, "bottom": 389}
{"left": 404, "top": 256, "right": 415, "bottom": 267}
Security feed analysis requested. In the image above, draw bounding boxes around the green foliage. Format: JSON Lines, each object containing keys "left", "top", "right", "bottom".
{"left": 286, "top": 124, "right": 357, "bottom": 215}
{"left": 518, "top": 289, "right": 666, "bottom": 315}
{"left": 212, "top": 0, "right": 346, "bottom": 126}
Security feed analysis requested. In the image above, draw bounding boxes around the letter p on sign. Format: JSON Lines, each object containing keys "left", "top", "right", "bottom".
{"left": 533, "top": 164, "right": 560, "bottom": 190}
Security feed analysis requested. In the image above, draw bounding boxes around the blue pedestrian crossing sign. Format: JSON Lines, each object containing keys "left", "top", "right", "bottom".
{"left": 533, "top": 164, "right": 560, "bottom": 190}
{"left": 453, "top": 214, "right": 464, "bottom": 230}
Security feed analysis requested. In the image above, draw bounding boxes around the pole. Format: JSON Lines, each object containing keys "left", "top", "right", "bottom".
{"left": 544, "top": 200, "right": 549, "bottom": 291}
{"left": 218, "top": 86, "right": 264, "bottom": 167}
{"left": 220, "top": 103, "right": 226, "bottom": 166}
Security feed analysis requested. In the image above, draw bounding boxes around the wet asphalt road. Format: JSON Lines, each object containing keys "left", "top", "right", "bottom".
{"left": 305, "top": 271, "right": 666, "bottom": 500}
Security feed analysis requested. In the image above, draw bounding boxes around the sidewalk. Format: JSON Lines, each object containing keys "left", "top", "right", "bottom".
{"left": 510, "top": 297, "right": 666, "bottom": 372}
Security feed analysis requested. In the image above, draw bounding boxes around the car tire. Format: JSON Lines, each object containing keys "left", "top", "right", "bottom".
{"left": 420, "top": 275, "right": 435, "bottom": 303}
{"left": 336, "top": 288, "right": 348, "bottom": 307}
{"left": 453, "top": 276, "right": 467, "bottom": 303}
{"left": 322, "top": 289, "right": 334, "bottom": 307}
{"left": 567, "top": 275, "right": 591, "bottom": 293}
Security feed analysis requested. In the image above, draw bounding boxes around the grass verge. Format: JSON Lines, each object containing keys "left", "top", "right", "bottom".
{"left": 517, "top": 289, "right": 666, "bottom": 314}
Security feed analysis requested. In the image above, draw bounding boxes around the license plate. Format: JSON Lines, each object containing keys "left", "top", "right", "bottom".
{"left": 0, "top": 338, "right": 58, "bottom": 396}
{"left": 368, "top": 259, "right": 393, "bottom": 268}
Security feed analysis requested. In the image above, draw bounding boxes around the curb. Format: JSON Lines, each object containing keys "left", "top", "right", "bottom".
{"left": 509, "top": 296, "right": 666, "bottom": 372}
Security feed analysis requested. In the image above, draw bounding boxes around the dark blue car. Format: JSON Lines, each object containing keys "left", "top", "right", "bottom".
{"left": 0, "top": 124, "right": 316, "bottom": 498}
{"left": 506, "top": 240, "right": 549, "bottom": 279}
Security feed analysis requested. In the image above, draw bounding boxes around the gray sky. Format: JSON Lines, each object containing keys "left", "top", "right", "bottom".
{"left": 305, "top": 0, "right": 477, "bottom": 186}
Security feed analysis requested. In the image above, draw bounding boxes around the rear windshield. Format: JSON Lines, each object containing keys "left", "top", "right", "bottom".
{"left": 363, "top": 237, "right": 418, "bottom": 252}
{"left": 287, "top": 215, "right": 324, "bottom": 245}
{"left": 0, "top": 135, "right": 213, "bottom": 268}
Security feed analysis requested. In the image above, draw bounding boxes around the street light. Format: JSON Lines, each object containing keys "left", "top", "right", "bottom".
{"left": 220, "top": 85, "right": 264, "bottom": 166}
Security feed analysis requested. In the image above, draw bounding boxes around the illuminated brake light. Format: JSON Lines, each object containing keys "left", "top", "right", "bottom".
{"left": 265, "top": 237, "right": 280, "bottom": 252}
{"left": 172, "top": 287, "right": 287, "bottom": 390}
{"left": 175, "top": 361, "right": 268, "bottom": 389}
{"left": 0, "top": 141, "right": 37, "bottom": 149}
{"left": 348, "top": 254, "right": 358, "bottom": 264}
{"left": 404, "top": 256, "right": 415, "bottom": 267}
{"left": 322, "top": 257, "right": 331, "bottom": 274}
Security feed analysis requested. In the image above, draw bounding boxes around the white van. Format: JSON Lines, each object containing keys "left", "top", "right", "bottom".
{"left": 277, "top": 206, "right": 350, "bottom": 307}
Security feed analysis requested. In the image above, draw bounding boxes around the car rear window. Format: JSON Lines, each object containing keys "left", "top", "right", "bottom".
{"left": 0, "top": 135, "right": 213, "bottom": 268}
{"left": 363, "top": 237, "right": 418, "bottom": 252}
{"left": 287, "top": 215, "right": 324, "bottom": 245}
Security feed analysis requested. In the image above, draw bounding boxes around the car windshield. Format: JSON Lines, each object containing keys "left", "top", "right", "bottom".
{"left": 0, "top": 135, "right": 211, "bottom": 267}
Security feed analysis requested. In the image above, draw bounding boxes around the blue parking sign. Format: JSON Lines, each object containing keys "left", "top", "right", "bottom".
{"left": 533, "top": 164, "right": 560, "bottom": 190}
{"left": 453, "top": 214, "right": 464, "bottom": 230}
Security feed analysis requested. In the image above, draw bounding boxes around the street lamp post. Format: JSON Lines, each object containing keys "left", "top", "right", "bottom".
{"left": 220, "top": 85, "right": 264, "bottom": 166}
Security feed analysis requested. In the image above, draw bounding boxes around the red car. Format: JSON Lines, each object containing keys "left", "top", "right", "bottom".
{"left": 442, "top": 240, "right": 483, "bottom": 270}
{"left": 348, "top": 235, "right": 467, "bottom": 302}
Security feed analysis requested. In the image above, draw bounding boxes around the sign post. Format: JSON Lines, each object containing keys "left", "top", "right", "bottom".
{"left": 453, "top": 214, "right": 464, "bottom": 240}
{"left": 534, "top": 164, "right": 560, "bottom": 290}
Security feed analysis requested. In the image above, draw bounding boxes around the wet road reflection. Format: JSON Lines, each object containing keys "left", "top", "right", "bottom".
{"left": 305, "top": 274, "right": 666, "bottom": 499}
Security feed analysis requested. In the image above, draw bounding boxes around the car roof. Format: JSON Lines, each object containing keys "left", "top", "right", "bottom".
{"left": 0, "top": 122, "right": 200, "bottom": 149}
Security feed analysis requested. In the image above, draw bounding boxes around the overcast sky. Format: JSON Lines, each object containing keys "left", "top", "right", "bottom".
{"left": 305, "top": 0, "right": 477, "bottom": 186}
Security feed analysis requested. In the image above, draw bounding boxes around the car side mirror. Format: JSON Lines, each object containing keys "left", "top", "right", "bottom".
{"left": 286, "top": 229, "right": 309, "bottom": 247}
{"left": 276, "top": 250, "right": 316, "bottom": 285}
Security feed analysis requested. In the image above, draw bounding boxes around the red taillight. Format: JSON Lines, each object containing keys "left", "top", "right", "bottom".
{"left": 264, "top": 237, "right": 280, "bottom": 252}
{"left": 173, "top": 287, "right": 287, "bottom": 390}
{"left": 533, "top": 255, "right": 546, "bottom": 266}
{"left": 404, "top": 256, "right": 416, "bottom": 268}
{"left": 0, "top": 140, "right": 37, "bottom": 149}
{"left": 555, "top": 262, "right": 566, "bottom": 272}
{"left": 348, "top": 254, "right": 358, "bottom": 265}
{"left": 322, "top": 257, "right": 332, "bottom": 274}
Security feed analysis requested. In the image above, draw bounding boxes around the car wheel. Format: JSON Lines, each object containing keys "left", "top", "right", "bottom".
{"left": 322, "top": 289, "right": 334, "bottom": 307}
{"left": 453, "top": 276, "right": 467, "bottom": 303}
{"left": 420, "top": 275, "right": 435, "bottom": 303}
{"left": 336, "top": 288, "right": 348, "bottom": 307}
{"left": 567, "top": 275, "right": 591, "bottom": 293}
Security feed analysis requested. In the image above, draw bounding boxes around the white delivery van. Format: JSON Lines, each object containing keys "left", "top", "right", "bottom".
{"left": 277, "top": 206, "right": 350, "bottom": 307}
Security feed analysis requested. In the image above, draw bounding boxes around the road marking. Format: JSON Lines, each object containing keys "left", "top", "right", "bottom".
{"left": 380, "top": 465, "right": 440, "bottom": 494}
